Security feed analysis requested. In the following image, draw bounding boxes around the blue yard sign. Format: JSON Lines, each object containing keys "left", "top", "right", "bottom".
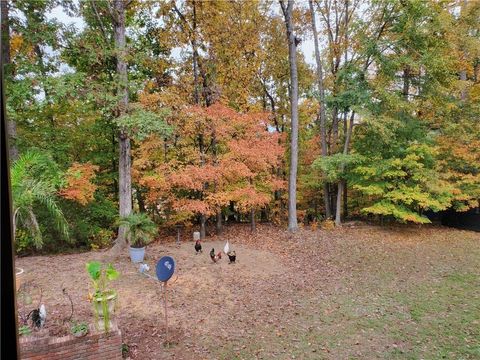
{"left": 156, "top": 256, "right": 175, "bottom": 282}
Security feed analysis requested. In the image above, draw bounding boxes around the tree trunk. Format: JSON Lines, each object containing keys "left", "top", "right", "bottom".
{"left": 260, "top": 208, "right": 268, "bottom": 222}
{"left": 188, "top": 2, "right": 209, "bottom": 239}
{"left": 1, "top": 0, "right": 17, "bottom": 161}
{"left": 403, "top": 67, "right": 410, "bottom": 100}
{"left": 212, "top": 130, "right": 222, "bottom": 235}
{"left": 280, "top": 0, "right": 299, "bottom": 233}
{"left": 1, "top": 1, "right": 10, "bottom": 67}
{"left": 216, "top": 211, "right": 222, "bottom": 235}
{"left": 136, "top": 187, "right": 146, "bottom": 213}
{"left": 200, "top": 214, "right": 206, "bottom": 239}
{"left": 250, "top": 208, "right": 256, "bottom": 232}
{"left": 308, "top": 0, "right": 331, "bottom": 219}
{"left": 338, "top": 0, "right": 352, "bottom": 224}
{"left": 335, "top": 182, "right": 343, "bottom": 226}
{"left": 112, "top": 0, "right": 132, "bottom": 253}
{"left": 335, "top": 112, "right": 354, "bottom": 226}
{"left": 331, "top": 106, "right": 339, "bottom": 153}
{"left": 192, "top": 0, "right": 200, "bottom": 105}
{"left": 460, "top": 0, "right": 468, "bottom": 101}
{"left": 199, "top": 133, "right": 207, "bottom": 240}
{"left": 111, "top": 125, "right": 118, "bottom": 200}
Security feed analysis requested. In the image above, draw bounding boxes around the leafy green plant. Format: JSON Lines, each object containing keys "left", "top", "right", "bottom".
{"left": 70, "top": 321, "right": 89, "bottom": 336}
{"left": 117, "top": 213, "right": 157, "bottom": 248}
{"left": 19, "top": 325, "right": 31, "bottom": 336}
{"left": 11, "top": 151, "right": 69, "bottom": 249}
{"left": 121, "top": 343, "right": 129, "bottom": 358}
{"left": 14, "top": 229, "right": 33, "bottom": 254}
{"left": 88, "top": 228, "right": 114, "bottom": 250}
{"left": 115, "top": 106, "right": 171, "bottom": 141}
{"left": 86, "top": 261, "right": 119, "bottom": 332}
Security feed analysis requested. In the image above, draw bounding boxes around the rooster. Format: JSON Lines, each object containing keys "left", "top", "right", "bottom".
{"left": 210, "top": 248, "right": 222, "bottom": 263}
{"left": 30, "top": 304, "right": 46, "bottom": 329}
{"left": 194, "top": 240, "right": 202, "bottom": 254}
{"left": 223, "top": 241, "right": 230, "bottom": 255}
{"left": 227, "top": 250, "right": 236, "bottom": 264}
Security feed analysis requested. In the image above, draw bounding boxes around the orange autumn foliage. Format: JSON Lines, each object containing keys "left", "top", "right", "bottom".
{"left": 59, "top": 163, "right": 99, "bottom": 205}
{"left": 133, "top": 103, "right": 285, "bottom": 223}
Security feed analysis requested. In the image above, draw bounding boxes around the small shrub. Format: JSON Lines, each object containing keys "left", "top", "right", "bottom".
{"left": 88, "top": 228, "right": 114, "bottom": 250}
{"left": 270, "top": 201, "right": 285, "bottom": 226}
{"left": 310, "top": 219, "right": 318, "bottom": 231}
{"left": 15, "top": 229, "right": 33, "bottom": 254}
{"left": 321, "top": 219, "right": 335, "bottom": 230}
{"left": 19, "top": 325, "right": 31, "bottom": 336}
{"left": 71, "top": 321, "right": 89, "bottom": 336}
{"left": 121, "top": 343, "right": 129, "bottom": 358}
{"left": 297, "top": 209, "right": 307, "bottom": 224}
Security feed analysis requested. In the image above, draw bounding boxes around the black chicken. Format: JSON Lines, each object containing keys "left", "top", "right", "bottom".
{"left": 227, "top": 250, "right": 236, "bottom": 264}
{"left": 210, "top": 248, "right": 221, "bottom": 263}
{"left": 194, "top": 240, "right": 202, "bottom": 254}
{"left": 29, "top": 304, "right": 46, "bottom": 329}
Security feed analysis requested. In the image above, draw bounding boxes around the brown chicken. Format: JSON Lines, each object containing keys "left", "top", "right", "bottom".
{"left": 210, "top": 248, "right": 222, "bottom": 263}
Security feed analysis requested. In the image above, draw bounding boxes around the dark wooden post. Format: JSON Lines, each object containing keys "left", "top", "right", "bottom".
{"left": 1, "top": 23, "right": 20, "bottom": 357}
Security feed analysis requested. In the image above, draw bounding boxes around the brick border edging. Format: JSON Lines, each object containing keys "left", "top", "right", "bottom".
{"left": 19, "top": 321, "right": 122, "bottom": 360}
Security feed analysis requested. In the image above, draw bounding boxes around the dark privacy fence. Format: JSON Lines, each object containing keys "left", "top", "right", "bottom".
{"left": 441, "top": 208, "right": 480, "bottom": 232}
{"left": 427, "top": 208, "right": 480, "bottom": 232}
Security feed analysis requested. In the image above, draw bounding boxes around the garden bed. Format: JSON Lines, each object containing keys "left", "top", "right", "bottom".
{"left": 19, "top": 321, "right": 122, "bottom": 360}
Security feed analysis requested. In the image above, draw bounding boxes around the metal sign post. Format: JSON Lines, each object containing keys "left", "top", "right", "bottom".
{"left": 163, "top": 281, "right": 168, "bottom": 341}
{"left": 156, "top": 256, "right": 175, "bottom": 343}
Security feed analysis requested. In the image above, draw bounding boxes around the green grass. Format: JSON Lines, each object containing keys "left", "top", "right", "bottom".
{"left": 211, "top": 266, "right": 480, "bottom": 359}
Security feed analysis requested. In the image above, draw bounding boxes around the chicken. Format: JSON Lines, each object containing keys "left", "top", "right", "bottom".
{"left": 139, "top": 263, "right": 150, "bottom": 273}
{"left": 223, "top": 241, "right": 230, "bottom": 254}
{"left": 30, "top": 304, "right": 46, "bottom": 329}
{"left": 195, "top": 240, "right": 202, "bottom": 254}
{"left": 210, "top": 248, "right": 222, "bottom": 263}
{"left": 227, "top": 250, "right": 236, "bottom": 264}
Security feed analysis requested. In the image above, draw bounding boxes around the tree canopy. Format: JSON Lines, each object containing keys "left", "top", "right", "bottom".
{"left": 4, "top": 0, "right": 480, "bottom": 252}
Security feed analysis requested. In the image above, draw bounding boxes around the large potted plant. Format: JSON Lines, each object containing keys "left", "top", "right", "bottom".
{"left": 118, "top": 213, "right": 157, "bottom": 263}
{"left": 86, "top": 261, "right": 119, "bottom": 332}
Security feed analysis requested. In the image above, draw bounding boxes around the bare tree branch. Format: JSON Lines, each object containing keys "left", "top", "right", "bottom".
{"left": 91, "top": 1, "right": 109, "bottom": 43}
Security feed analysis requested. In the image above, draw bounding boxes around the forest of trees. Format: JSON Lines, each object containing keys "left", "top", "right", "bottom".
{"left": 3, "top": 0, "right": 480, "bottom": 253}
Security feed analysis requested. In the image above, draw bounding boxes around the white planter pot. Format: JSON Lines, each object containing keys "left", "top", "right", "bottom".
{"left": 129, "top": 246, "right": 146, "bottom": 263}
{"left": 93, "top": 292, "right": 117, "bottom": 318}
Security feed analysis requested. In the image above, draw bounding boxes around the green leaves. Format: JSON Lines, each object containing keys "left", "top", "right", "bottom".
{"left": 351, "top": 143, "right": 453, "bottom": 223}
{"left": 11, "top": 150, "right": 70, "bottom": 248}
{"left": 86, "top": 261, "right": 119, "bottom": 300}
{"left": 116, "top": 106, "right": 172, "bottom": 141}
{"left": 117, "top": 212, "right": 157, "bottom": 247}
{"left": 361, "top": 201, "right": 432, "bottom": 224}
{"left": 86, "top": 261, "right": 101, "bottom": 281}
{"left": 106, "top": 264, "right": 119, "bottom": 281}
{"left": 312, "top": 153, "right": 360, "bottom": 182}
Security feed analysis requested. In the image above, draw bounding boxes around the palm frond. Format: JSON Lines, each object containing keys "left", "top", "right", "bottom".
{"left": 35, "top": 193, "right": 70, "bottom": 242}
{"left": 10, "top": 151, "right": 69, "bottom": 248}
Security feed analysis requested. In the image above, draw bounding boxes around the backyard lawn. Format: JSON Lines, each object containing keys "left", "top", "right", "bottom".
{"left": 17, "top": 224, "right": 480, "bottom": 359}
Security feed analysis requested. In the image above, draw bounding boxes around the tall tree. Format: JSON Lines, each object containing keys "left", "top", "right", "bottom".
{"left": 111, "top": 0, "right": 132, "bottom": 252}
{"left": 280, "top": 0, "right": 299, "bottom": 232}
{"left": 308, "top": 0, "right": 331, "bottom": 219}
